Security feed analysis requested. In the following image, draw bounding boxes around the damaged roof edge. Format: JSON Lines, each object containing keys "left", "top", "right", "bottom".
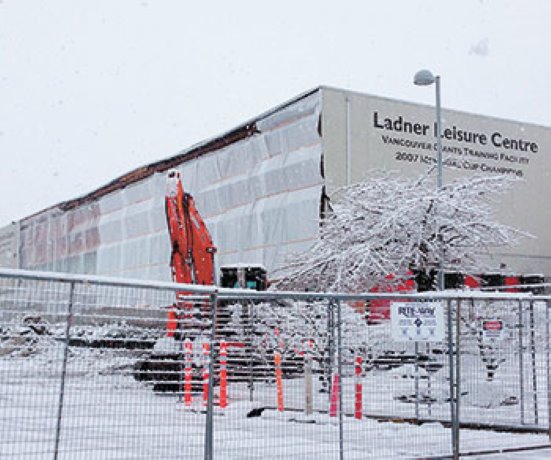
{"left": 57, "top": 121, "right": 259, "bottom": 212}
{"left": 22, "top": 87, "right": 322, "bottom": 220}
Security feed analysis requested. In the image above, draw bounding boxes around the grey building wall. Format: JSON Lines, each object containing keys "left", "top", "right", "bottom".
{"left": 321, "top": 87, "right": 551, "bottom": 276}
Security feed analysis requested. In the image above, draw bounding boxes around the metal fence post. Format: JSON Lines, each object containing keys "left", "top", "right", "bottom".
{"left": 546, "top": 300, "right": 550, "bottom": 441}
{"left": 529, "top": 300, "right": 539, "bottom": 424}
{"left": 414, "top": 342, "right": 420, "bottom": 420}
{"left": 446, "top": 298, "right": 458, "bottom": 459}
{"left": 248, "top": 300, "right": 255, "bottom": 403}
{"left": 305, "top": 300, "right": 314, "bottom": 416}
{"left": 327, "top": 301, "right": 335, "bottom": 400}
{"left": 54, "top": 281, "right": 75, "bottom": 460}
{"left": 204, "top": 291, "right": 218, "bottom": 460}
{"left": 518, "top": 300, "right": 525, "bottom": 425}
{"left": 455, "top": 299, "right": 461, "bottom": 454}
{"left": 335, "top": 299, "right": 344, "bottom": 460}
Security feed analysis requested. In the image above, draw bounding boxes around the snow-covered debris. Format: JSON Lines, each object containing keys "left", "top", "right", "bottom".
{"left": 0, "top": 315, "right": 57, "bottom": 357}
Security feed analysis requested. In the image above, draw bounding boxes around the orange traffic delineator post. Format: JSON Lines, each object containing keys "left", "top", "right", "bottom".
{"left": 273, "top": 327, "right": 285, "bottom": 413}
{"left": 184, "top": 339, "right": 193, "bottom": 406}
{"left": 354, "top": 355, "right": 363, "bottom": 420}
{"left": 275, "top": 350, "right": 284, "bottom": 412}
{"left": 219, "top": 341, "right": 228, "bottom": 409}
{"left": 329, "top": 373, "right": 340, "bottom": 417}
{"left": 202, "top": 342, "right": 210, "bottom": 406}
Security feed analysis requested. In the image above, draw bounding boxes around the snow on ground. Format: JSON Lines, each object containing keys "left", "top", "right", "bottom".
{"left": 471, "top": 449, "right": 551, "bottom": 459}
{"left": 1, "top": 341, "right": 549, "bottom": 459}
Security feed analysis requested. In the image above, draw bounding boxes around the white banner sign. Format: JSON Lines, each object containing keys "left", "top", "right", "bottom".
{"left": 391, "top": 302, "right": 444, "bottom": 342}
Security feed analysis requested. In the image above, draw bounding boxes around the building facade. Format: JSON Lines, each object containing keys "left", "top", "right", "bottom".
{"left": 1, "top": 87, "right": 550, "bottom": 281}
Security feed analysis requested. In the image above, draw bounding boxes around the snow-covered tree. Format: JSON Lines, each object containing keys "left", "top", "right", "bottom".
{"left": 276, "top": 171, "right": 527, "bottom": 293}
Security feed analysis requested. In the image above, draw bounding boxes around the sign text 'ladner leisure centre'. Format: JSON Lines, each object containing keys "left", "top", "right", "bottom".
{"left": 372, "top": 111, "right": 543, "bottom": 178}
{"left": 373, "top": 112, "right": 539, "bottom": 153}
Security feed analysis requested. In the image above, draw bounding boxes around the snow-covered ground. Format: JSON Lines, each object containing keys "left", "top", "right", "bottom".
{"left": 1, "top": 295, "right": 549, "bottom": 459}
{"left": 1, "top": 343, "right": 549, "bottom": 459}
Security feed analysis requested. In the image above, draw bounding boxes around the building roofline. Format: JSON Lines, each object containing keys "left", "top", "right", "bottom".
{"left": 20, "top": 84, "right": 550, "bottom": 221}
{"left": 22, "top": 87, "right": 323, "bottom": 220}
{"left": 319, "top": 85, "right": 551, "bottom": 130}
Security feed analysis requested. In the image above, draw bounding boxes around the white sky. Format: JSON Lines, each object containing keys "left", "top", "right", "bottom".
{"left": 1, "top": 0, "right": 550, "bottom": 226}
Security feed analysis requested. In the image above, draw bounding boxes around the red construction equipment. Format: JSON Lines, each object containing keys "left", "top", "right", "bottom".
{"left": 165, "top": 169, "right": 217, "bottom": 337}
{"left": 134, "top": 169, "right": 267, "bottom": 395}
{"left": 367, "top": 273, "right": 415, "bottom": 323}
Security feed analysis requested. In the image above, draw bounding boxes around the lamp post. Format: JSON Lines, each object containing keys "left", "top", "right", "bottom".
{"left": 414, "top": 69, "right": 459, "bottom": 460}
{"left": 414, "top": 69, "right": 444, "bottom": 290}
{"left": 414, "top": 69, "right": 442, "bottom": 189}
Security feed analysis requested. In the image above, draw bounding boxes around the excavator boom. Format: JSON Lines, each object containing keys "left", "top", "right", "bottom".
{"left": 165, "top": 169, "right": 216, "bottom": 336}
{"left": 165, "top": 170, "right": 216, "bottom": 286}
{"left": 133, "top": 170, "right": 267, "bottom": 392}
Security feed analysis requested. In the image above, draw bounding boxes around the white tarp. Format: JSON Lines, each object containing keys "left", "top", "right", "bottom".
{"left": 0, "top": 223, "right": 19, "bottom": 268}
{"left": 18, "top": 92, "right": 323, "bottom": 282}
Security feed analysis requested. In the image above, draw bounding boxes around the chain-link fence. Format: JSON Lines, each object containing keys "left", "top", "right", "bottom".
{"left": 0, "top": 269, "right": 550, "bottom": 459}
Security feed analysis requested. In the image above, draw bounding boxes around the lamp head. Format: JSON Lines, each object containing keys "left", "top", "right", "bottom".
{"left": 414, "top": 69, "right": 436, "bottom": 86}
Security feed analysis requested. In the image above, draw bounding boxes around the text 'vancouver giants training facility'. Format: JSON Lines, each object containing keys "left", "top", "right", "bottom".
{"left": 0, "top": 87, "right": 550, "bottom": 284}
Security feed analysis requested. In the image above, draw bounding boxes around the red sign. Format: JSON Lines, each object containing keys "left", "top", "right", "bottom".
{"left": 483, "top": 320, "right": 503, "bottom": 331}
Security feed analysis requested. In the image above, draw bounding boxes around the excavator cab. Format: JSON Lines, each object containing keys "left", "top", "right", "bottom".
{"left": 220, "top": 265, "right": 268, "bottom": 291}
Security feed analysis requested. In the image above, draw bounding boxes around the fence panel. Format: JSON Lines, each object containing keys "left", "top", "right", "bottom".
{"left": 339, "top": 299, "right": 454, "bottom": 459}
{"left": 213, "top": 298, "right": 342, "bottom": 459}
{"left": 455, "top": 298, "right": 550, "bottom": 454}
{"left": 1, "top": 269, "right": 550, "bottom": 459}
{"left": 0, "top": 275, "right": 210, "bottom": 459}
{"left": 211, "top": 297, "right": 456, "bottom": 459}
{"left": 0, "top": 276, "right": 71, "bottom": 458}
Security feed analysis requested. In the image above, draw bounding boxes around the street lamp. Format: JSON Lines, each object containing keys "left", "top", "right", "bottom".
{"left": 413, "top": 69, "right": 444, "bottom": 290}
{"left": 414, "top": 69, "right": 442, "bottom": 189}
{"left": 414, "top": 69, "right": 458, "bottom": 460}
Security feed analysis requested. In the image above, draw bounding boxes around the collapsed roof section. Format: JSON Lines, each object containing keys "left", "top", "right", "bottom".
{"left": 26, "top": 88, "right": 323, "bottom": 219}
{"left": 16, "top": 88, "right": 325, "bottom": 280}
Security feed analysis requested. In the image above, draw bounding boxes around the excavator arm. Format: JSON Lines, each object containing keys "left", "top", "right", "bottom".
{"left": 165, "top": 169, "right": 216, "bottom": 336}
{"left": 132, "top": 170, "right": 268, "bottom": 393}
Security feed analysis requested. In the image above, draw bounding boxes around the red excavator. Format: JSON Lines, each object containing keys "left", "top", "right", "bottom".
{"left": 134, "top": 169, "right": 267, "bottom": 392}
{"left": 164, "top": 169, "right": 217, "bottom": 339}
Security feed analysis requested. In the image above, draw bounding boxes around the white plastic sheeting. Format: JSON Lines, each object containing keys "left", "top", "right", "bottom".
{"left": 96, "top": 173, "right": 168, "bottom": 280}
{"left": 20, "top": 205, "right": 100, "bottom": 275}
{"left": 18, "top": 92, "right": 323, "bottom": 281}
{"left": 0, "top": 223, "right": 19, "bottom": 268}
